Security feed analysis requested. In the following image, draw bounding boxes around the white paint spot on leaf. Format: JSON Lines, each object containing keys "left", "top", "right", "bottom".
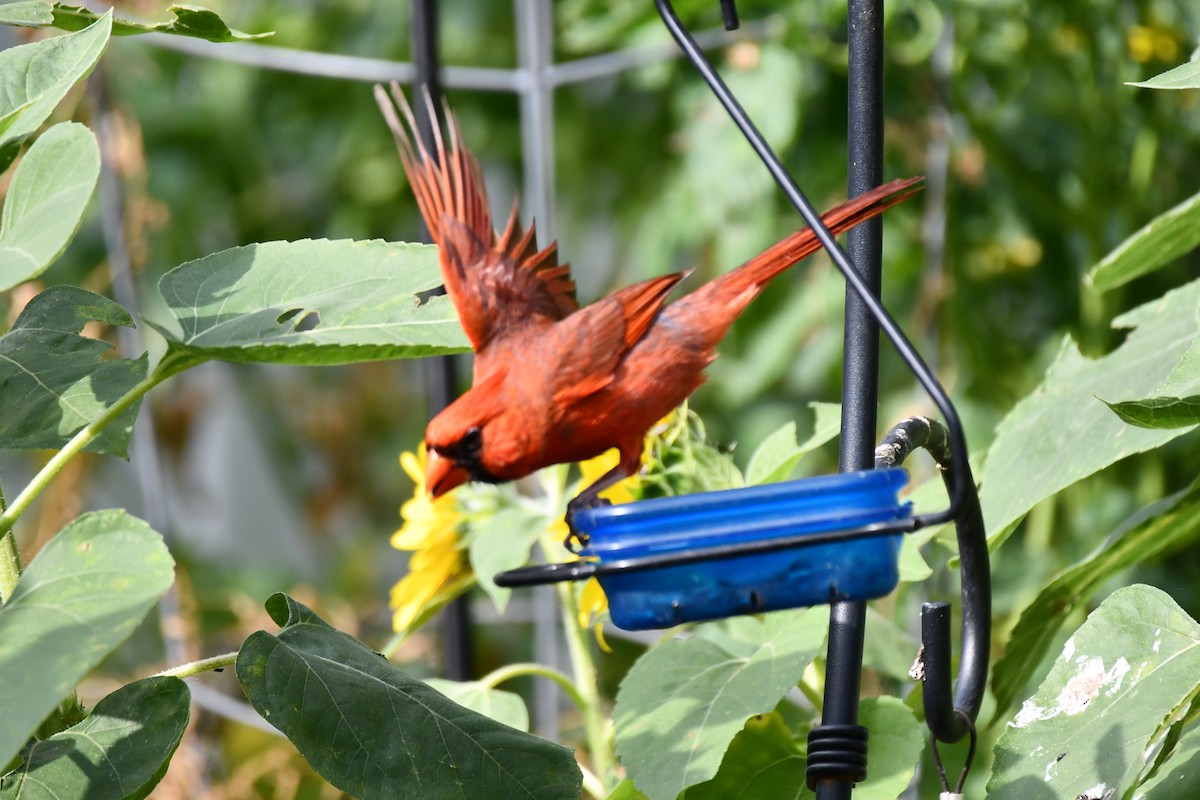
{"left": 1012, "top": 655, "right": 1133, "bottom": 728}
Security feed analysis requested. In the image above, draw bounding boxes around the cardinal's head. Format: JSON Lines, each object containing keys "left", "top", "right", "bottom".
{"left": 424, "top": 368, "right": 530, "bottom": 497}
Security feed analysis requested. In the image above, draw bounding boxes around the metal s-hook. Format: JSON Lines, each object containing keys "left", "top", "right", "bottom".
{"left": 878, "top": 418, "right": 991, "bottom": 744}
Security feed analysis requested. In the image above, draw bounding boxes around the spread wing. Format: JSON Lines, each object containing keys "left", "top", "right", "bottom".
{"left": 550, "top": 272, "right": 685, "bottom": 405}
{"left": 375, "top": 83, "right": 578, "bottom": 351}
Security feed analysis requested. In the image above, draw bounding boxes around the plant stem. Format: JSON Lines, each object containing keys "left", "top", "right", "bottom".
{"left": 540, "top": 533, "right": 615, "bottom": 794}
{"left": 579, "top": 764, "right": 606, "bottom": 800}
{"left": 0, "top": 359, "right": 183, "bottom": 540}
{"left": 797, "top": 674, "right": 825, "bottom": 712}
{"left": 0, "top": 481, "right": 20, "bottom": 605}
{"left": 479, "top": 662, "right": 590, "bottom": 712}
{"left": 155, "top": 651, "right": 239, "bottom": 680}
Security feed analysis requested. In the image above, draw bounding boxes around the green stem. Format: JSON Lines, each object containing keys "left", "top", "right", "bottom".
{"left": 579, "top": 764, "right": 606, "bottom": 800}
{"left": 0, "top": 360, "right": 181, "bottom": 540}
{"left": 0, "top": 482, "right": 20, "bottom": 605}
{"left": 155, "top": 651, "right": 238, "bottom": 680}
{"left": 479, "top": 662, "right": 589, "bottom": 712}
{"left": 540, "top": 533, "right": 616, "bottom": 795}
{"left": 797, "top": 674, "right": 824, "bottom": 712}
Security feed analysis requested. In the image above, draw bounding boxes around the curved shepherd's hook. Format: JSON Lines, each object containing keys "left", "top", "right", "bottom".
{"left": 653, "top": 0, "right": 991, "bottom": 743}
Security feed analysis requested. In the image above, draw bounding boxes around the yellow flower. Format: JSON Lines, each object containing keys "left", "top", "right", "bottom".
{"left": 578, "top": 577, "right": 613, "bottom": 653}
{"left": 390, "top": 445, "right": 473, "bottom": 634}
{"left": 1127, "top": 25, "right": 1179, "bottom": 64}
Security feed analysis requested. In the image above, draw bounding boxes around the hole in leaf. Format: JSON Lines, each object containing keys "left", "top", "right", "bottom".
{"left": 276, "top": 309, "right": 321, "bottom": 331}
{"left": 296, "top": 310, "right": 320, "bottom": 331}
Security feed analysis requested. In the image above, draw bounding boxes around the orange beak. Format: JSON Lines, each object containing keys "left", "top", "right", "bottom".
{"left": 425, "top": 448, "right": 471, "bottom": 498}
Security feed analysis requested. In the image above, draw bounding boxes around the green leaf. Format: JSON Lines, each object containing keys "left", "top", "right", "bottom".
{"left": 692, "top": 445, "right": 745, "bottom": 492}
{"left": 1087, "top": 189, "right": 1200, "bottom": 292}
{"left": 607, "top": 780, "right": 650, "bottom": 800}
{"left": 0, "top": 677, "right": 189, "bottom": 800}
{"left": 863, "top": 607, "right": 920, "bottom": 683}
{"left": 1136, "top": 709, "right": 1200, "bottom": 798}
{"left": 0, "top": 2, "right": 53, "bottom": 25}
{"left": 0, "top": 510, "right": 174, "bottom": 770}
{"left": 989, "top": 585, "right": 1200, "bottom": 798}
{"left": 990, "top": 480, "right": 1200, "bottom": 722}
{"left": 0, "top": 122, "right": 99, "bottom": 291}
{"left": 744, "top": 402, "right": 840, "bottom": 486}
{"left": 1105, "top": 337, "right": 1200, "bottom": 429}
{"left": 853, "top": 697, "right": 923, "bottom": 800}
{"left": 0, "top": 12, "right": 110, "bottom": 151}
{"left": 1127, "top": 60, "right": 1200, "bottom": 90}
{"left": 236, "top": 593, "right": 581, "bottom": 800}
{"left": 679, "top": 712, "right": 807, "bottom": 800}
{"left": 0, "top": 2, "right": 271, "bottom": 41}
{"left": 0, "top": 286, "right": 147, "bottom": 456}
{"left": 467, "top": 505, "right": 545, "bottom": 614}
{"left": 1107, "top": 395, "right": 1200, "bottom": 429}
{"left": 979, "top": 277, "right": 1200, "bottom": 547}
{"left": 424, "top": 679, "right": 529, "bottom": 733}
{"left": 614, "top": 607, "right": 829, "bottom": 800}
{"left": 150, "top": 239, "right": 469, "bottom": 366}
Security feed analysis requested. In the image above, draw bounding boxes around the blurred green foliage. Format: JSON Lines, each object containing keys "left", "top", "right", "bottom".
{"left": 8, "top": 0, "right": 1200, "bottom": 795}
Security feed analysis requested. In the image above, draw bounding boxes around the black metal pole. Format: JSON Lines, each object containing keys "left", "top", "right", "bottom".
{"left": 812, "top": 2, "right": 885, "bottom": 798}
{"left": 410, "top": 0, "right": 474, "bottom": 682}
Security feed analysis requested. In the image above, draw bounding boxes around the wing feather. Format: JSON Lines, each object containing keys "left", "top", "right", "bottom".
{"left": 550, "top": 272, "right": 685, "bottom": 405}
{"left": 375, "top": 83, "right": 579, "bottom": 350}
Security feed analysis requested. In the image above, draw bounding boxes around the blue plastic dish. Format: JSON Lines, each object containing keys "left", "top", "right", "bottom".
{"left": 575, "top": 468, "right": 911, "bottom": 630}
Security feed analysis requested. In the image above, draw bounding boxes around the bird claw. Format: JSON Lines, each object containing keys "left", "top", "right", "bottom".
{"left": 563, "top": 497, "right": 612, "bottom": 552}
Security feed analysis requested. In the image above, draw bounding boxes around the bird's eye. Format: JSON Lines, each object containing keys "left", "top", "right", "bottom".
{"left": 462, "top": 426, "right": 482, "bottom": 452}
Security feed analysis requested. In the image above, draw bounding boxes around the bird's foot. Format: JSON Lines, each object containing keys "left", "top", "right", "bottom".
{"left": 563, "top": 496, "right": 612, "bottom": 553}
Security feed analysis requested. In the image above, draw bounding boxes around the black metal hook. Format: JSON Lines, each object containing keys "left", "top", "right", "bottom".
{"left": 654, "top": 1, "right": 990, "bottom": 744}
{"left": 875, "top": 418, "right": 990, "bottom": 743}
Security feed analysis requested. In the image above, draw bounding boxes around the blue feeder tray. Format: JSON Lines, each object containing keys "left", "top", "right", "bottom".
{"left": 575, "top": 468, "right": 911, "bottom": 630}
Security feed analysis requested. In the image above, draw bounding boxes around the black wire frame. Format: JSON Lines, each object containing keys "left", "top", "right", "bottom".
{"left": 410, "top": 0, "right": 476, "bottom": 683}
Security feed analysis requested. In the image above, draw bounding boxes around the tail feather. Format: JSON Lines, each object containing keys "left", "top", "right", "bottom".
{"left": 672, "top": 176, "right": 924, "bottom": 345}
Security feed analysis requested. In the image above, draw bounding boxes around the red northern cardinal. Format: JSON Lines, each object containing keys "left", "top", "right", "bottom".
{"left": 376, "top": 84, "right": 922, "bottom": 535}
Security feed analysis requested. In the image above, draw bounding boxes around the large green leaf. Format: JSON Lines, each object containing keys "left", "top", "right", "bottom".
{"left": 979, "top": 277, "right": 1200, "bottom": 546}
{"left": 614, "top": 607, "right": 829, "bottom": 800}
{"left": 679, "top": 712, "right": 807, "bottom": 800}
{"left": 151, "top": 239, "right": 469, "bottom": 366}
{"left": 0, "top": 12, "right": 110, "bottom": 151}
{"left": 235, "top": 593, "right": 581, "bottom": 800}
{"left": 424, "top": 678, "right": 530, "bottom": 733}
{"left": 990, "top": 481, "right": 1200, "bottom": 722}
{"left": 989, "top": 585, "right": 1200, "bottom": 798}
{"left": 0, "top": 677, "right": 189, "bottom": 800}
{"left": 0, "top": 122, "right": 99, "bottom": 291}
{"left": 0, "top": 511, "right": 174, "bottom": 770}
{"left": 1127, "top": 60, "right": 1200, "bottom": 90}
{"left": 0, "top": 3, "right": 272, "bottom": 42}
{"left": 1087, "top": 189, "right": 1200, "bottom": 292}
{"left": 0, "top": 286, "right": 147, "bottom": 455}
